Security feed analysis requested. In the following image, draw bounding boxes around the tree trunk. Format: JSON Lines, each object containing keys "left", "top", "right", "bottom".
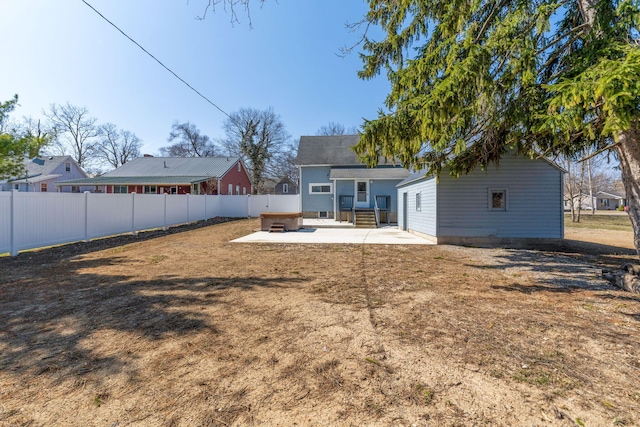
{"left": 615, "top": 128, "right": 640, "bottom": 258}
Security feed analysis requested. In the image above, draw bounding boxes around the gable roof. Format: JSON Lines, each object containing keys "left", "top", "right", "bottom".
{"left": 296, "top": 135, "right": 397, "bottom": 166}
{"left": 7, "top": 156, "right": 79, "bottom": 181}
{"left": 103, "top": 156, "right": 241, "bottom": 178}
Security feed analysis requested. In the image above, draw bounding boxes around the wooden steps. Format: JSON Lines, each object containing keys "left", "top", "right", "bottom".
{"left": 355, "top": 210, "right": 377, "bottom": 228}
{"left": 268, "top": 223, "right": 286, "bottom": 233}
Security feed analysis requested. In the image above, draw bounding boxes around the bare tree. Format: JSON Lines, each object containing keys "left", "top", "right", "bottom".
{"left": 44, "top": 103, "right": 100, "bottom": 167}
{"left": 316, "top": 122, "right": 358, "bottom": 136}
{"left": 160, "top": 121, "right": 215, "bottom": 157}
{"left": 196, "top": 0, "right": 267, "bottom": 27}
{"left": 96, "top": 123, "right": 142, "bottom": 169}
{"left": 221, "top": 107, "right": 290, "bottom": 194}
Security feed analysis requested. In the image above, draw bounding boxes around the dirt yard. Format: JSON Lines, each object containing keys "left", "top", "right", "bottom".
{"left": 1, "top": 218, "right": 639, "bottom": 426}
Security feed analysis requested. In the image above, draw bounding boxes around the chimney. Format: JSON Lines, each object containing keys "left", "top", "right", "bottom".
{"left": 143, "top": 154, "right": 154, "bottom": 158}
{"left": 164, "top": 161, "right": 168, "bottom": 168}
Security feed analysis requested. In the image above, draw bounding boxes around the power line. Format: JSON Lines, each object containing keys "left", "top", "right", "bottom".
{"left": 80, "top": 0, "right": 231, "bottom": 119}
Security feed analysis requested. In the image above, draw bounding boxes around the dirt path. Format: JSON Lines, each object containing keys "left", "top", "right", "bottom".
{"left": 1, "top": 219, "right": 639, "bottom": 426}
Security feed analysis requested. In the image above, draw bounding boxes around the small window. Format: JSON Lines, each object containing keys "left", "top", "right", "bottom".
{"left": 318, "top": 211, "right": 329, "bottom": 218}
{"left": 72, "top": 186, "right": 80, "bottom": 193}
{"left": 236, "top": 185, "right": 240, "bottom": 195}
{"left": 113, "top": 185, "right": 127, "bottom": 194}
{"left": 65, "top": 162, "right": 71, "bottom": 172}
{"left": 228, "top": 183, "right": 233, "bottom": 195}
{"left": 237, "top": 162, "right": 241, "bottom": 172}
{"left": 283, "top": 183, "right": 289, "bottom": 194}
{"left": 14, "top": 184, "right": 19, "bottom": 190}
{"left": 415, "top": 192, "right": 421, "bottom": 212}
{"left": 41, "top": 183, "right": 47, "bottom": 192}
{"left": 309, "top": 183, "right": 332, "bottom": 194}
{"left": 143, "top": 185, "right": 157, "bottom": 194}
{"left": 243, "top": 187, "right": 247, "bottom": 195}
{"left": 489, "top": 189, "right": 507, "bottom": 211}
{"left": 192, "top": 183, "right": 199, "bottom": 194}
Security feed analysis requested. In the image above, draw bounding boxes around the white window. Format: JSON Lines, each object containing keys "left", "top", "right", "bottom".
{"left": 238, "top": 162, "right": 241, "bottom": 172}
{"left": 243, "top": 187, "right": 247, "bottom": 195}
{"left": 41, "top": 183, "right": 47, "bottom": 192}
{"left": 192, "top": 183, "right": 199, "bottom": 194}
{"left": 309, "top": 183, "right": 332, "bottom": 194}
{"left": 416, "top": 192, "right": 421, "bottom": 212}
{"left": 236, "top": 185, "right": 240, "bottom": 195}
{"left": 113, "top": 186, "right": 127, "bottom": 194}
{"left": 228, "top": 183, "right": 233, "bottom": 195}
{"left": 489, "top": 189, "right": 507, "bottom": 211}
{"left": 283, "top": 183, "right": 289, "bottom": 193}
{"left": 143, "top": 185, "right": 157, "bottom": 194}
{"left": 65, "top": 162, "right": 71, "bottom": 172}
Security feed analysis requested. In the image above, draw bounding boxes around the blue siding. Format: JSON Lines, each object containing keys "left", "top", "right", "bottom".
{"left": 300, "top": 166, "right": 334, "bottom": 213}
{"left": 436, "top": 156, "right": 563, "bottom": 238}
{"left": 397, "top": 177, "right": 437, "bottom": 236}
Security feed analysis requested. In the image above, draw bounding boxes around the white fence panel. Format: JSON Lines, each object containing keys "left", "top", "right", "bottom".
{"left": 165, "top": 194, "right": 189, "bottom": 226}
{"left": 248, "top": 194, "right": 300, "bottom": 217}
{"left": 189, "top": 195, "right": 207, "bottom": 222}
{"left": 1, "top": 192, "right": 304, "bottom": 256}
{"left": 219, "top": 195, "right": 250, "bottom": 217}
{"left": 14, "top": 192, "right": 86, "bottom": 252}
{"left": 87, "top": 193, "right": 135, "bottom": 238}
{"left": 205, "top": 195, "right": 221, "bottom": 218}
{"left": 134, "top": 194, "right": 166, "bottom": 231}
{"left": 0, "top": 193, "right": 12, "bottom": 254}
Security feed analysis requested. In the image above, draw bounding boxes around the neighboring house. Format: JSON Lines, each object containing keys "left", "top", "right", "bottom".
{"left": 274, "top": 177, "right": 298, "bottom": 195}
{"left": 564, "top": 193, "right": 596, "bottom": 211}
{"left": 295, "top": 135, "right": 410, "bottom": 221}
{"left": 397, "top": 153, "right": 564, "bottom": 245}
{"left": 596, "top": 190, "right": 627, "bottom": 210}
{"left": 0, "top": 156, "right": 90, "bottom": 193}
{"left": 57, "top": 156, "right": 251, "bottom": 195}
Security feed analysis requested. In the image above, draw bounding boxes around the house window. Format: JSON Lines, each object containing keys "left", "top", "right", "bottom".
{"left": 228, "top": 183, "right": 233, "bottom": 195}
{"left": 489, "top": 189, "right": 507, "bottom": 211}
{"left": 72, "top": 186, "right": 80, "bottom": 193}
{"left": 318, "top": 211, "right": 329, "bottom": 218}
{"left": 192, "top": 183, "right": 199, "bottom": 194}
{"left": 309, "top": 183, "right": 332, "bottom": 194}
{"left": 238, "top": 162, "right": 241, "bottom": 172}
{"left": 143, "top": 185, "right": 157, "bottom": 194}
{"left": 243, "top": 187, "right": 247, "bottom": 195}
{"left": 41, "top": 183, "right": 47, "bottom": 192}
{"left": 283, "top": 183, "right": 289, "bottom": 193}
{"left": 113, "top": 185, "right": 127, "bottom": 194}
{"left": 14, "top": 184, "right": 19, "bottom": 190}
{"left": 65, "top": 162, "right": 71, "bottom": 172}
{"left": 236, "top": 185, "right": 240, "bottom": 195}
{"left": 416, "top": 192, "right": 421, "bottom": 212}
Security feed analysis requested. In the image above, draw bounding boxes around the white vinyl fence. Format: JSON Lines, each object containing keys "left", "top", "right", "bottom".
{"left": 0, "top": 191, "right": 299, "bottom": 256}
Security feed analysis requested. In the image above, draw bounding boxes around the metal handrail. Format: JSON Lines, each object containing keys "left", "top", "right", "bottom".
{"left": 373, "top": 196, "right": 381, "bottom": 227}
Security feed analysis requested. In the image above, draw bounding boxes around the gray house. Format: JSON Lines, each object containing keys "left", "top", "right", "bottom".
{"left": 296, "top": 135, "right": 410, "bottom": 224}
{"left": 595, "top": 191, "right": 626, "bottom": 210}
{"left": 0, "top": 156, "right": 89, "bottom": 193}
{"left": 397, "top": 154, "right": 564, "bottom": 245}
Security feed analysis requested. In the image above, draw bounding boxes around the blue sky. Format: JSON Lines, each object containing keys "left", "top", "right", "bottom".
{"left": 0, "top": 0, "right": 389, "bottom": 157}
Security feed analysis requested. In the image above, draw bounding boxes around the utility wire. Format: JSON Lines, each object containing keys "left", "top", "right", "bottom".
{"left": 81, "top": 0, "right": 231, "bottom": 119}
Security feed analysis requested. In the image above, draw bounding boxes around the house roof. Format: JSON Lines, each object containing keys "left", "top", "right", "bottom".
{"left": 330, "top": 168, "right": 410, "bottom": 180}
{"left": 103, "top": 156, "right": 241, "bottom": 178}
{"left": 296, "top": 135, "right": 397, "bottom": 166}
{"left": 56, "top": 176, "right": 213, "bottom": 186}
{"left": 597, "top": 190, "right": 626, "bottom": 199}
{"left": 11, "top": 174, "right": 62, "bottom": 184}
{"left": 7, "top": 156, "right": 80, "bottom": 182}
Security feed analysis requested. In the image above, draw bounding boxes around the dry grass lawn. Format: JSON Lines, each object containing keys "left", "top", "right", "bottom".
{"left": 1, "top": 216, "right": 639, "bottom": 426}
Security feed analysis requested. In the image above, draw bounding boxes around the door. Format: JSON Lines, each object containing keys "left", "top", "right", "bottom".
{"left": 355, "top": 180, "right": 369, "bottom": 208}
{"left": 402, "top": 192, "right": 408, "bottom": 230}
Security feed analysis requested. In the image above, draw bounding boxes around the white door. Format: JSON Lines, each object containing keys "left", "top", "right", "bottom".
{"left": 355, "top": 180, "right": 369, "bottom": 208}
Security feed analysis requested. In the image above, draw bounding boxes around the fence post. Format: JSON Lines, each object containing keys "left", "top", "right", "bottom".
{"left": 204, "top": 193, "right": 208, "bottom": 220}
{"left": 163, "top": 192, "right": 168, "bottom": 231}
{"left": 186, "top": 193, "right": 190, "bottom": 223}
{"left": 10, "top": 190, "right": 18, "bottom": 256}
{"left": 84, "top": 191, "right": 90, "bottom": 242}
{"left": 131, "top": 192, "right": 136, "bottom": 235}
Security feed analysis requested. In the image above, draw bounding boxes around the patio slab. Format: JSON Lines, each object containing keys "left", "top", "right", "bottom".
{"left": 231, "top": 226, "right": 433, "bottom": 245}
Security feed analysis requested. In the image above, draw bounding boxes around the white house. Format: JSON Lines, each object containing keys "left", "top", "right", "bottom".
{"left": 397, "top": 154, "right": 565, "bottom": 245}
{"left": 0, "top": 156, "right": 90, "bottom": 193}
